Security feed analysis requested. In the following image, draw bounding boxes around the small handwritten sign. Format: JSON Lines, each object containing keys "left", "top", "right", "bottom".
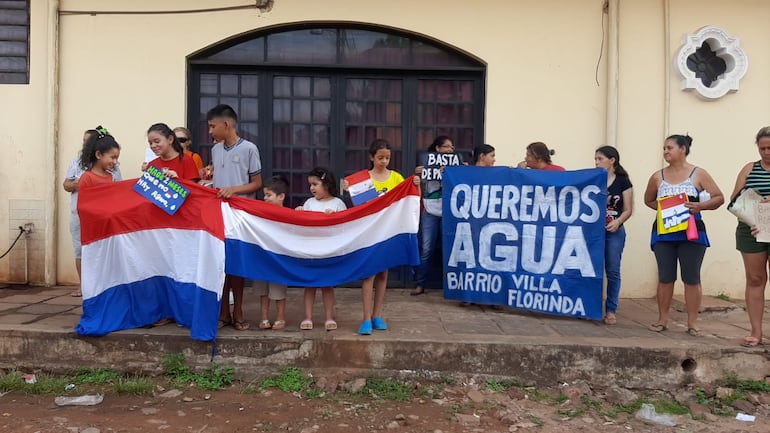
{"left": 419, "top": 152, "right": 462, "bottom": 181}
{"left": 345, "top": 170, "right": 378, "bottom": 206}
{"left": 755, "top": 202, "right": 770, "bottom": 243}
{"left": 133, "top": 166, "right": 189, "bottom": 215}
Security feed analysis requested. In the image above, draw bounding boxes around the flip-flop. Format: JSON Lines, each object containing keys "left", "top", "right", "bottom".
{"left": 741, "top": 336, "right": 762, "bottom": 347}
{"left": 410, "top": 287, "right": 425, "bottom": 296}
{"left": 300, "top": 320, "right": 313, "bottom": 330}
{"left": 217, "top": 319, "right": 232, "bottom": 329}
{"left": 272, "top": 320, "right": 286, "bottom": 331}
{"left": 152, "top": 318, "right": 175, "bottom": 327}
{"left": 70, "top": 291, "right": 82, "bottom": 297}
{"left": 258, "top": 320, "right": 272, "bottom": 330}
{"left": 324, "top": 319, "right": 338, "bottom": 331}
{"left": 233, "top": 320, "right": 250, "bottom": 331}
{"left": 648, "top": 323, "right": 668, "bottom": 332}
{"left": 603, "top": 314, "right": 617, "bottom": 325}
{"left": 686, "top": 327, "right": 701, "bottom": 337}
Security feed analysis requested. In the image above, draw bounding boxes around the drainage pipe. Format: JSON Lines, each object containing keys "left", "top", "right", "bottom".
{"left": 663, "top": 0, "right": 671, "bottom": 138}
{"left": 44, "top": 0, "right": 61, "bottom": 285}
{"left": 605, "top": 0, "right": 619, "bottom": 147}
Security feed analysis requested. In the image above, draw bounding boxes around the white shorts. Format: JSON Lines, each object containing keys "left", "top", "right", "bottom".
{"left": 253, "top": 281, "right": 287, "bottom": 300}
{"left": 70, "top": 212, "right": 81, "bottom": 259}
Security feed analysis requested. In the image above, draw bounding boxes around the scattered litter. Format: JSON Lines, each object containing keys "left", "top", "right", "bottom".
{"left": 54, "top": 394, "right": 104, "bottom": 406}
{"left": 634, "top": 403, "right": 676, "bottom": 426}
{"left": 22, "top": 374, "right": 36, "bottom": 384}
{"left": 736, "top": 413, "right": 756, "bottom": 422}
{"left": 0, "top": 392, "right": 7, "bottom": 398}
{"left": 64, "top": 384, "right": 76, "bottom": 391}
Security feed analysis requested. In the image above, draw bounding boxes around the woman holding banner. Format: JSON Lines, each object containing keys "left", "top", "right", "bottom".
{"left": 729, "top": 126, "right": 770, "bottom": 347}
{"left": 595, "top": 146, "right": 633, "bottom": 325}
{"left": 643, "top": 134, "right": 723, "bottom": 337}
{"left": 412, "top": 135, "right": 455, "bottom": 296}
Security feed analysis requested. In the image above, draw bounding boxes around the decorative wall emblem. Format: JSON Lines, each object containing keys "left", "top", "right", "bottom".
{"left": 675, "top": 26, "right": 748, "bottom": 100}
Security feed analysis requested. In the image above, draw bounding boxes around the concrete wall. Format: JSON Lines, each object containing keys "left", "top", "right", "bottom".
{"left": 2, "top": 0, "right": 769, "bottom": 298}
{"left": 0, "top": 0, "right": 56, "bottom": 284}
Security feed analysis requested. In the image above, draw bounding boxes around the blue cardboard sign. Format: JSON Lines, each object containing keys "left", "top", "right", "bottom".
{"left": 442, "top": 166, "right": 606, "bottom": 320}
{"left": 133, "top": 166, "right": 190, "bottom": 215}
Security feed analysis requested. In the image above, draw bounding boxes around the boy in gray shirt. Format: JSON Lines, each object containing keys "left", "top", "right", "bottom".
{"left": 207, "top": 104, "right": 262, "bottom": 330}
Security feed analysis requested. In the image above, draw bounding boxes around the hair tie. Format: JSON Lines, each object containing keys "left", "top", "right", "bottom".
{"left": 94, "top": 125, "right": 109, "bottom": 139}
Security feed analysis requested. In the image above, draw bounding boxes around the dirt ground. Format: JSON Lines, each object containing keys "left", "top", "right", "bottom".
{"left": 0, "top": 378, "right": 767, "bottom": 433}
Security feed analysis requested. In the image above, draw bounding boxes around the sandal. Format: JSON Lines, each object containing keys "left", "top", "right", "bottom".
{"left": 258, "top": 320, "right": 272, "bottom": 330}
{"left": 70, "top": 290, "right": 82, "bottom": 297}
{"left": 217, "top": 319, "right": 232, "bottom": 329}
{"left": 603, "top": 313, "right": 617, "bottom": 325}
{"left": 410, "top": 287, "right": 425, "bottom": 296}
{"left": 300, "top": 320, "right": 313, "bottom": 330}
{"left": 648, "top": 323, "right": 668, "bottom": 332}
{"left": 233, "top": 320, "right": 250, "bottom": 331}
{"left": 152, "top": 317, "right": 175, "bottom": 327}
{"left": 686, "top": 327, "right": 701, "bottom": 337}
{"left": 272, "top": 320, "right": 286, "bottom": 331}
{"left": 741, "top": 336, "right": 762, "bottom": 347}
{"left": 324, "top": 319, "right": 338, "bottom": 331}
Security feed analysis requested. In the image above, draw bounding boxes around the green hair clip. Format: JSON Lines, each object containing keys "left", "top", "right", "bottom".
{"left": 94, "top": 125, "right": 109, "bottom": 138}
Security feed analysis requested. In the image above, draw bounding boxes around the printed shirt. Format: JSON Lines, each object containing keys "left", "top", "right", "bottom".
{"left": 606, "top": 176, "right": 632, "bottom": 225}
{"left": 371, "top": 170, "right": 405, "bottom": 195}
{"left": 651, "top": 167, "right": 709, "bottom": 247}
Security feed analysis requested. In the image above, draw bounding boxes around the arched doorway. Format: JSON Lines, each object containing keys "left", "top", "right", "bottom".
{"left": 187, "top": 23, "right": 487, "bottom": 287}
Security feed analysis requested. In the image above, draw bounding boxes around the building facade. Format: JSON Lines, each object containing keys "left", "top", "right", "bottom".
{"left": 1, "top": 0, "right": 769, "bottom": 297}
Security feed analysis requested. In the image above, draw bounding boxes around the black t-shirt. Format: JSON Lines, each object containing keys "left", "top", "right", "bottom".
{"left": 606, "top": 176, "right": 632, "bottom": 225}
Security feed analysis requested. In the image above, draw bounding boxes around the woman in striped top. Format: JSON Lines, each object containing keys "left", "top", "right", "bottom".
{"left": 730, "top": 126, "right": 770, "bottom": 347}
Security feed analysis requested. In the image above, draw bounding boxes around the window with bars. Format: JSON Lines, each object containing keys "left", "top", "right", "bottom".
{"left": 0, "top": 0, "right": 29, "bottom": 84}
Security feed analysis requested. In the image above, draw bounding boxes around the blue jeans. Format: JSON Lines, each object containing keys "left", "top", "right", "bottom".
{"left": 604, "top": 226, "right": 626, "bottom": 314}
{"left": 416, "top": 212, "right": 441, "bottom": 288}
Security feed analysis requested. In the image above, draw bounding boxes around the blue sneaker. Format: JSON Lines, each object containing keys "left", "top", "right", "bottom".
{"left": 372, "top": 316, "right": 388, "bottom": 330}
{"left": 358, "top": 320, "right": 373, "bottom": 335}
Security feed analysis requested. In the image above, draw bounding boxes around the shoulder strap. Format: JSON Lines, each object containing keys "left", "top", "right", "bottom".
{"left": 688, "top": 166, "right": 697, "bottom": 179}
{"left": 660, "top": 168, "right": 665, "bottom": 180}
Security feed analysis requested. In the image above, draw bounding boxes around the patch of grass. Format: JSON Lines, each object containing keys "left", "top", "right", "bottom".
{"left": 361, "top": 377, "right": 413, "bottom": 401}
{"left": 714, "top": 293, "right": 731, "bottom": 302}
{"left": 113, "top": 376, "right": 153, "bottom": 395}
{"left": 651, "top": 399, "right": 689, "bottom": 415}
{"left": 162, "top": 353, "right": 234, "bottom": 391}
{"left": 695, "top": 388, "right": 708, "bottom": 404}
{"left": 72, "top": 367, "right": 121, "bottom": 385}
{"left": 581, "top": 397, "right": 620, "bottom": 418}
{"left": 486, "top": 379, "right": 514, "bottom": 392}
{"left": 528, "top": 415, "right": 544, "bottom": 426}
{"left": 0, "top": 372, "right": 70, "bottom": 395}
{"left": 556, "top": 407, "right": 587, "bottom": 419}
{"left": 259, "top": 368, "right": 308, "bottom": 392}
{"left": 525, "top": 387, "right": 565, "bottom": 405}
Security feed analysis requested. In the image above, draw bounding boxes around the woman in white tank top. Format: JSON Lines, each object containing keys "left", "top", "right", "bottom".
{"left": 642, "top": 134, "right": 724, "bottom": 337}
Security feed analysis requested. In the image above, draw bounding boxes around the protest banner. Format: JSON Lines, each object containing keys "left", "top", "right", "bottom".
{"left": 442, "top": 166, "right": 606, "bottom": 320}
{"left": 419, "top": 152, "right": 462, "bottom": 181}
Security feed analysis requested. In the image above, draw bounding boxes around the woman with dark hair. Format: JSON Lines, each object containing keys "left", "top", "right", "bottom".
{"left": 518, "top": 141, "right": 564, "bottom": 171}
{"left": 643, "top": 134, "right": 723, "bottom": 336}
{"left": 729, "top": 126, "right": 770, "bottom": 347}
{"left": 411, "top": 135, "right": 456, "bottom": 295}
{"left": 146, "top": 123, "right": 200, "bottom": 182}
{"left": 595, "top": 146, "right": 633, "bottom": 325}
{"left": 473, "top": 144, "right": 496, "bottom": 167}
